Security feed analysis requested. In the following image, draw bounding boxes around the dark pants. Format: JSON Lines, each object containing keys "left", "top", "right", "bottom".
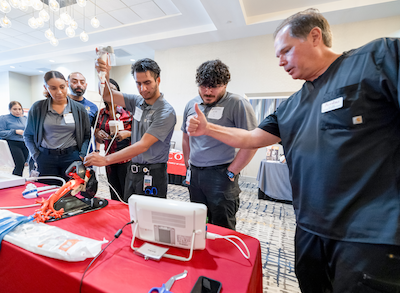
{"left": 36, "top": 147, "right": 81, "bottom": 185}
{"left": 124, "top": 162, "right": 168, "bottom": 202}
{"left": 295, "top": 226, "right": 400, "bottom": 293}
{"left": 106, "top": 161, "right": 130, "bottom": 201}
{"left": 189, "top": 164, "right": 240, "bottom": 230}
{"left": 7, "top": 140, "right": 29, "bottom": 176}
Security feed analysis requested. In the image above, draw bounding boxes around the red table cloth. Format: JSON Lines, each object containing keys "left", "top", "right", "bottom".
{"left": 0, "top": 183, "right": 262, "bottom": 293}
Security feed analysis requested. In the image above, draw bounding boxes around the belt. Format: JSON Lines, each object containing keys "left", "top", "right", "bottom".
{"left": 190, "top": 163, "right": 230, "bottom": 170}
{"left": 40, "top": 146, "right": 78, "bottom": 156}
{"left": 130, "top": 163, "right": 166, "bottom": 173}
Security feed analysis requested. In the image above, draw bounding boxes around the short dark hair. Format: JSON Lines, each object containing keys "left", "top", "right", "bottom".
{"left": 131, "top": 58, "right": 161, "bottom": 80}
{"left": 9, "top": 101, "right": 22, "bottom": 110}
{"left": 44, "top": 70, "right": 66, "bottom": 85}
{"left": 109, "top": 78, "right": 120, "bottom": 91}
{"left": 273, "top": 8, "right": 333, "bottom": 48}
{"left": 195, "top": 59, "right": 231, "bottom": 87}
{"left": 67, "top": 72, "right": 86, "bottom": 81}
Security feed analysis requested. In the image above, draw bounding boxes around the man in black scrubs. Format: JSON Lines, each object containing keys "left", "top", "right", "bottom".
{"left": 186, "top": 8, "right": 400, "bottom": 293}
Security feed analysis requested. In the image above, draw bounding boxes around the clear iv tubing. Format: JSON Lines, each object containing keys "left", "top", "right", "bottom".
{"left": 27, "top": 176, "right": 66, "bottom": 186}
{"left": 86, "top": 76, "right": 118, "bottom": 157}
{"left": 87, "top": 49, "right": 118, "bottom": 157}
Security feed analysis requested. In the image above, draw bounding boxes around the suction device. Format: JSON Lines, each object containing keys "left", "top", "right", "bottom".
{"left": 33, "top": 161, "right": 108, "bottom": 223}
{"left": 96, "top": 45, "right": 115, "bottom": 96}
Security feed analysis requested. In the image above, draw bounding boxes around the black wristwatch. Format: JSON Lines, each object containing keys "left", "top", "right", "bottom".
{"left": 226, "top": 170, "right": 235, "bottom": 180}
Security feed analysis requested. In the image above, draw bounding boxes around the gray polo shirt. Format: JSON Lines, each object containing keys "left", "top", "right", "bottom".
{"left": 41, "top": 100, "right": 77, "bottom": 149}
{"left": 123, "top": 93, "right": 176, "bottom": 164}
{"left": 182, "top": 92, "right": 257, "bottom": 167}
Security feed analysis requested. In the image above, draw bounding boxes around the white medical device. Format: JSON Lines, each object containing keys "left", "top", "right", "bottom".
{"left": 128, "top": 194, "right": 207, "bottom": 261}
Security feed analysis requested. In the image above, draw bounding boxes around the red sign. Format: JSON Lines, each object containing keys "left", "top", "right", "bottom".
{"left": 167, "top": 151, "right": 186, "bottom": 176}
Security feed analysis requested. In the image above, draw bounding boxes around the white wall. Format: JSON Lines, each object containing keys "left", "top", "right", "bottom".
{"left": 0, "top": 72, "right": 10, "bottom": 115}
{"left": 110, "top": 64, "right": 139, "bottom": 95}
{"left": 30, "top": 75, "right": 44, "bottom": 105}
{"left": 9, "top": 72, "right": 31, "bottom": 111}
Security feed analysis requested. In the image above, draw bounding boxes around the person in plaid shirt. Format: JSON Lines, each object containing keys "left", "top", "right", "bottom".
{"left": 95, "top": 79, "right": 132, "bottom": 200}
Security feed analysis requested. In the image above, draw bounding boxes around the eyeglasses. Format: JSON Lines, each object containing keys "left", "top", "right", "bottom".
{"left": 199, "top": 84, "right": 225, "bottom": 91}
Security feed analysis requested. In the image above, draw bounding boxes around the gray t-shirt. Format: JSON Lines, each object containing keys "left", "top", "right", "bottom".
{"left": 123, "top": 93, "right": 176, "bottom": 164}
{"left": 182, "top": 92, "right": 257, "bottom": 167}
{"left": 41, "top": 100, "right": 77, "bottom": 149}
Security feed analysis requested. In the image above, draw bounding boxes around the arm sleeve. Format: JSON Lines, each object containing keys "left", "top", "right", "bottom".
{"left": 146, "top": 107, "right": 176, "bottom": 142}
{"left": 232, "top": 99, "right": 258, "bottom": 131}
{"left": 181, "top": 104, "right": 189, "bottom": 133}
{"left": 123, "top": 93, "right": 139, "bottom": 113}
{"left": 258, "top": 112, "right": 281, "bottom": 138}
{"left": 79, "top": 109, "right": 91, "bottom": 158}
{"left": 0, "top": 116, "right": 14, "bottom": 139}
{"left": 23, "top": 107, "right": 40, "bottom": 161}
{"left": 379, "top": 38, "right": 400, "bottom": 110}
{"left": 91, "top": 110, "right": 98, "bottom": 128}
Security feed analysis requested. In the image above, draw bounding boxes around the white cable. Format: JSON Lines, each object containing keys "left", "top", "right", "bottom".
{"left": 0, "top": 203, "right": 41, "bottom": 209}
{"left": 104, "top": 79, "right": 119, "bottom": 156}
{"left": 38, "top": 189, "right": 59, "bottom": 196}
{"left": 206, "top": 232, "right": 250, "bottom": 259}
{"left": 26, "top": 176, "right": 66, "bottom": 186}
{"left": 102, "top": 179, "right": 128, "bottom": 206}
{"left": 88, "top": 76, "right": 118, "bottom": 157}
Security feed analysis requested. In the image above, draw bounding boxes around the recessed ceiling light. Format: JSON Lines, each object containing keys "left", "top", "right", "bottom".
{"left": 39, "top": 70, "right": 44, "bottom": 73}
{"left": 130, "top": 59, "right": 135, "bottom": 62}
{"left": 10, "top": 66, "right": 15, "bottom": 68}
{"left": 49, "top": 60, "right": 55, "bottom": 62}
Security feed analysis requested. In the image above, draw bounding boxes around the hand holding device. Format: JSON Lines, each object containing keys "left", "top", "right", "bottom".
{"left": 95, "top": 46, "right": 115, "bottom": 95}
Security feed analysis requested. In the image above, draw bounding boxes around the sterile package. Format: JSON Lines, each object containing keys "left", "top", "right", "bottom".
{"left": 0, "top": 210, "right": 107, "bottom": 262}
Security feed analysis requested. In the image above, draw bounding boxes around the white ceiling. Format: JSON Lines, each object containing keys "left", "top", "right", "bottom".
{"left": 1, "top": 0, "right": 400, "bottom": 76}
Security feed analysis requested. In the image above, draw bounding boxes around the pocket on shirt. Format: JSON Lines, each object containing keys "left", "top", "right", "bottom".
{"left": 320, "top": 84, "right": 367, "bottom": 130}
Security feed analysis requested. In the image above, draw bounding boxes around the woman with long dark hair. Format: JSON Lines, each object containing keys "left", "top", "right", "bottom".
{"left": 24, "top": 71, "right": 91, "bottom": 183}
{"left": 0, "top": 101, "right": 29, "bottom": 176}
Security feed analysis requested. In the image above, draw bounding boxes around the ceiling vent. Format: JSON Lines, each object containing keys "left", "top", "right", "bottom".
{"left": 40, "top": 0, "right": 76, "bottom": 9}
{"left": 114, "top": 48, "right": 131, "bottom": 58}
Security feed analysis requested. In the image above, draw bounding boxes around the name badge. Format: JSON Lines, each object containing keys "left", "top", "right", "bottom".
{"left": 208, "top": 107, "right": 224, "bottom": 120}
{"left": 64, "top": 113, "right": 75, "bottom": 124}
{"left": 143, "top": 174, "right": 152, "bottom": 191}
{"left": 185, "top": 169, "right": 191, "bottom": 185}
{"left": 321, "top": 97, "right": 343, "bottom": 113}
{"left": 133, "top": 107, "right": 143, "bottom": 121}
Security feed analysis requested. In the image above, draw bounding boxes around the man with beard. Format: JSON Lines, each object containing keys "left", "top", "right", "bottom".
{"left": 181, "top": 59, "right": 257, "bottom": 230}
{"left": 68, "top": 72, "right": 98, "bottom": 126}
{"left": 84, "top": 58, "right": 176, "bottom": 200}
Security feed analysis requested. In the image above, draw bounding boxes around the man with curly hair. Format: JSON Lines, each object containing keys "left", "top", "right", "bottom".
{"left": 181, "top": 59, "right": 257, "bottom": 230}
